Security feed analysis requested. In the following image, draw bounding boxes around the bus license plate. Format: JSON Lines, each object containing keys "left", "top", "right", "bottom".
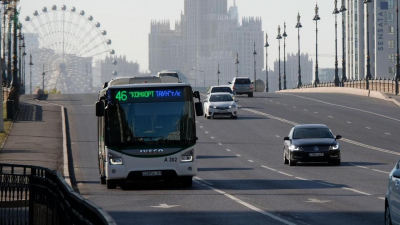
{"left": 309, "top": 153, "right": 324, "bottom": 157}
{"left": 142, "top": 171, "right": 162, "bottom": 177}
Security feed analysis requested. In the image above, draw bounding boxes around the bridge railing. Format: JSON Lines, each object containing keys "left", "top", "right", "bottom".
{"left": 297, "top": 78, "right": 400, "bottom": 95}
{"left": 0, "top": 163, "right": 116, "bottom": 225}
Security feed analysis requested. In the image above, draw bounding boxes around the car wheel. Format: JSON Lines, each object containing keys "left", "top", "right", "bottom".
{"left": 289, "top": 156, "right": 296, "bottom": 166}
{"left": 180, "top": 176, "right": 193, "bottom": 188}
{"left": 106, "top": 179, "right": 117, "bottom": 189}
{"left": 248, "top": 93, "right": 253, "bottom": 97}
{"left": 231, "top": 116, "right": 238, "bottom": 119}
{"left": 100, "top": 176, "right": 106, "bottom": 185}
{"left": 385, "top": 203, "right": 392, "bottom": 225}
{"left": 331, "top": 160, "right": 341, "bottom": 166}
{"left": 284, "top": 153, "right": 289, "bottom": 164}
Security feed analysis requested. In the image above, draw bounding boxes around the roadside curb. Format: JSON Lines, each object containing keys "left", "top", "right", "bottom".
{"left": 277, "top": 87, "right": 400, "bottom": 107}
{"left": 0, "top": 122, "right": 13, "bottom": 150}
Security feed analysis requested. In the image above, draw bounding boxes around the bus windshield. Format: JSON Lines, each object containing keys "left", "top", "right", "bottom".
{"left": 106, "top": 87, "right": 195, "bottom": 145}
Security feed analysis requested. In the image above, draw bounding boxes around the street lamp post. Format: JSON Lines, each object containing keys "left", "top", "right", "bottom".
{"left": 364, "top": 0, "right": 372, "bottom": 89}
{"left": 396, "top": 0, "right": 400, "bottom": 95}
{"left": 217, "top": 63, "right": 220, "bottom": 86}
{"left": 333, "top": 0, "right": 340, "bottom": 87}
{"left": 2, "top": 1, "right": 7, "bottom": 87}
{"left": 10, "top": 4, "right": 20, "bottom": 110}
{"left": 253, "top": 42, "right": 257, "bottom": 92}
{"left": 283, "top": 22, "right": 287, "bottom": 90}
{"left": 340, "top": 0, "right": 347, "bottom": 85}
{"left": 235, "top": 53, "right": 239, "bottom": 78}
{"left": 277, "top": 25, "right": 282, "bottom": 91}
{"left": 313, "top": 3, "right": 321, "bottom": 87}
{"left": 29, "top": 54, "right": 33, "bottom": 95}
{"left": 296, "top": 12, "right": 303, "bottom": 88}
{"left": 264, "top": 33, "right": 269, "bottom": 92}
{"left": 22, "top": 36, "right": 26, "bottom": 94}
{"left": 42, "top": 64, "right": 45, "bottom": 91}
{"left": 6, "top": 5, "right": 11, "bottom": 87}
{"left": 18, "top": 28, "right": 22, "bottom": 93}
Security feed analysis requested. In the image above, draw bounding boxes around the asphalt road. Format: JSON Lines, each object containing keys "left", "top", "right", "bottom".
{"left": 45, "top": 91, "right": 400, "bottom": 225}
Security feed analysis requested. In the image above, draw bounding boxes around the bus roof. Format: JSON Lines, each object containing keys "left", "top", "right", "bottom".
{"left": 107, "top": 83, "right": 191, "bottom": 90}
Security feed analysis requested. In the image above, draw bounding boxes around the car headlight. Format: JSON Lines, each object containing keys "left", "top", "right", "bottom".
{"left": 209, "top": 105, "right": 217, "bottom": 109}
{"left": 229, "top": 105, "right": 233, "bottom": 109}
{"left": 181, "top": 149, "right": 194, "bottom": 162}
{"left": 289, "top": 145, "right": 300, "bottom": 151}
{"left": 109, "top": 153, "right": 123, "bottom": 165}
{"left": 330, "top": 144, "right": 340, "bottom": 150}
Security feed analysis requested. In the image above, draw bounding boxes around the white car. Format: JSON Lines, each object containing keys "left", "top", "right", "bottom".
{"left": 203, "top": 93, "right": 238, "bottom": 119}
{"left": 207, "top": 85, "right": 235, "bottom": 99}
{"left": 386, "top": 160, "right": 400, "bottom": 224}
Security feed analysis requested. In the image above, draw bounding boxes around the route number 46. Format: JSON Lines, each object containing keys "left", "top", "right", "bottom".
{"left": 116, "top": 91, "right": 128, "bottom": 101}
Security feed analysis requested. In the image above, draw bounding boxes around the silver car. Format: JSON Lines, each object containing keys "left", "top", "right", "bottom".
{"left": 386, "top": 160, "right": 400, "bottom": 225}
{"left": 228, "top": 77, "right": 253, "bottom": 97}
{"left": 203, "top": 93, "right": 238, "bottom": 119}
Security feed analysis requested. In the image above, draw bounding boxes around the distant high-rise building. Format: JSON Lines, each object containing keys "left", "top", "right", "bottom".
{"left": 98, "top": 55, "right": 140, "bottom": 85}
{"left": 149, "top": 0, "right": 264, "bottom": 87}
{"left": 346, "top": 0, "right": 398, "bottom": 80}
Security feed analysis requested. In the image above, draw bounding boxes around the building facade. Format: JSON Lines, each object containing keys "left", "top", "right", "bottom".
{"left": 346, "top": 0, "right": 398, "bottom": 80}
{"left": 149, "top": 0, "right": 264, "bottom": 87}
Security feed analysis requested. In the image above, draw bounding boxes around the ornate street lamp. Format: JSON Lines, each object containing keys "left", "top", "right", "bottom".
{"left": 283, "top": 22, "right": 287, "bottom": 90}
{"left": 29, "top": 54, "right": 33, "bottom": 95}
{"left": 333, "top": 0, "right": 340, "bottom": 86}
{"left": 235, "top": 53, "right": 239, "bottom": 78}
{"left": 364, "top": 0, "right": 372, "bottom": 89}
{"left": 0, "top": 0, "right": 6, "bottom": 87}
{"left": 10, "top": 2, "right": 20, "bottom": 109}
{"left": 340, "top": 0, "right": 347, "bottom": 85}
{"left": 277, "top": 25, "right": 282, "bottom": 90}
{"left": 253, "top": 42, "right": 257, "bottom": 92}
{"left": 22, "top": 36, "right": 26, "bottom": 94}
{"left": 18, "top": 26, "right": 22, "bottom": 92}
{"left": 296, "top": 12, "right": 303, "bottom": 88}
{"left": 217, "top": 63, "right": 220, "bottom": 86}
{"left": 313, "top": 3, "right": 321, "bottom": 86}
{"left": 264, "top": 33, "right": 269, "bottom": 92}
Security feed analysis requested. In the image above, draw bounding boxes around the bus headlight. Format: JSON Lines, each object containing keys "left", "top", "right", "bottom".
{"left": 109, "top": 153, "right": 123, "bottom": 165}
{"left": 181, "top": 149, "right": 194, "bottom": 162}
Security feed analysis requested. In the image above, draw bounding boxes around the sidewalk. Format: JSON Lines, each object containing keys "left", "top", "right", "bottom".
{"left": 0, "top": 95, "right": 63, "bottom": 172}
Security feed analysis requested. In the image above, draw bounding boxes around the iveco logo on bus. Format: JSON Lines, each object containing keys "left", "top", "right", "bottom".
{"left": 139, "top": 149, "right": 164, "bottom": 154}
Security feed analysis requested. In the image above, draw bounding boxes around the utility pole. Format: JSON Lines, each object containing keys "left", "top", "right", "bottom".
{"left": 283, "top": 22, "right": 287, "bottom": 90}
{"left": 42, "top": 64, "right": 45, "bottom": 91}
{"left": 296, "top": 12, "right": 303, "bottom": 88}
{"left": 277, "top": 25, "right": 282, "bottom": 91}
{"left": 264, "top": 33, "right": 269, "bottom": 92}
{"left": 29, "top": 54, "right": 33, "bottom": 95}
{"left": 333, "top": 0, "right": 340, "bottom": 87}
{"left": 235, "top": 53, "right": 239, "bottom": 78}
{"left": 217, "top": 63, "right": 220, "bottom": 86}
{"left": 313, "top": 3, "right": 321, "bottom": 86}
{"left": 340, "top": 0, "right": 347, "bottom": 85}
{"left": 253, "top": 42, "right": 257, "bottom": 92}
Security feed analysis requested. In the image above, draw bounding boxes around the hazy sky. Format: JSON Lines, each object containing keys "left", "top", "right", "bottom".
{"left": 19, "top": 0, "right": 344, "bottom": 72}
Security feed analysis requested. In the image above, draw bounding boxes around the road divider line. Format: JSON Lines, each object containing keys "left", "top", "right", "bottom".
{"left": 248, "top": 160, "right": 254, "bottom": 163}
{"left": 295, "top": 177, "right": 307, "bottom": 181}
{"left": 349, "top": 163, "right": 369, "bottom": 169}
{"left": 239, "top": 106, "right": 400, "bottom": 156}
{"left": 236, "top": 154, "right": 241, "bottom": 157}
{"left": 226, "top": 149, "right": 231, "bottom": 152}
{"left": 342, "top": 187, "right": 371, "bottom": 196}
{"left": 261, "top": 166, "right": 277, "bottom": 171}
{"left": 211, "top": 137, "right": 215, "bottom": 139}
{"left": 372, "top": 169, "right": 390, "bottom": 174}
{"left": 378, "top": 197, "right": 385, "bottom": 200}
{"left": 277, "top": 171, "right": 293, "bottom": 177}
{"left": 193, "top": 177, "right": 297, "bottom": 225}
{"left": 218, "top": 143, "right": 222, "bottom": 146}
{"left": 281, "top": 93, "right": 400, "bottom": 122}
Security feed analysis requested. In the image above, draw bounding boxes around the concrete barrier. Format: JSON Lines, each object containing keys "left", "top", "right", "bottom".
{"left": 277, "top": 87, "right": 400, "bottom": 107}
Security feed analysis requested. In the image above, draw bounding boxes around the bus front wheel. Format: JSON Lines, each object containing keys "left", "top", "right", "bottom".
{"left": 180, "top": 176, "right": 193, "bottom": 188}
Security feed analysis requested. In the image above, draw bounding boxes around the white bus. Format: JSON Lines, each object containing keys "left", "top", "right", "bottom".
{"left": 96, "top": 78, "right": 203, "bottom": 189}
{"left": 157, "top": 70, "right": 181, "bottom": 83}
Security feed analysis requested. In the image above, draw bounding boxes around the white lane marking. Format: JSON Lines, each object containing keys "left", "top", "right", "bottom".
{"left": 328, "top": 116, "right": 334, "bottom": 118}
{"left": 236, "top": 154, "right": 241, "bottom": 157}
{"left": 304, "top": 109, "right": 308, "bottom": 111}
{"left": 248, "top": 160, "right": 254, "bottom": 163}
{"left": 218, "top": 143, "right": 222, "bottom": 146}
{"left": 196, "top": 121, "right": 198, "bottom": 123}
{"left": 281, "top": 93, "right": 400, "bottom": 123}
{"left": 293, "top": 106, "right": 297, "bottom": 108}
{"left": 151, "top": 204, "right": 180, "bottom": 209}
{"left": 205, "top": 131, "right": 209, "bottom": 134}
{"left": 275, "top": 135, "right": 280, "bottom": 138}
{"left": 226, "top": 149, "right": 232, "bottom": 152}
{"left": 277, "top": 171, "right": 293, "bottom": 177}
{"left": 349, "top": 163, "right": 369, "bottom": 169}
{"left": 240, "top": 106, "right": 400, "bottom": 156}
{"left": 295, "top": 177, "right": 308, "bottom": 181}
{"left": 366, "top": 127, "right": 372, "bottom": 130}
{"left": 347, "top": 121, "right": 352, "bottom": 124}
{"left": 200, "top": 126, "right": 203, "bottom": 128}
{"left": 269, "top": 100, "right": 273, "bottom": 102}
{"left": 277, "top": 102, "right": 281, "bottom": 104}
{"left": 314, "top": 112, "right": 318, "bottom": 114}
{"left": 211, "top": 137, "right": 215, "bottom": 139}
{"left": 342, "top": 187, "right": 371, "bottom": 196}
{"left": 385, "top": 133, "right": 391, "bottom": 135}
{"left": 316, "top": 182, "right": 335, "bottom": 187}
{"left": 305, "top": 198, "right": 331, "bottom": 204}
{"left": 379, "top": 197, "right": 386, "bottom": 200}
{"left": 261, "top": 165, "right": 277, "bottom": 171}
{"left": 372, "top": 169, "right": 390, "bottom": 174}
{"left": 193, "top": 177, "right": 297, "bottom": 225}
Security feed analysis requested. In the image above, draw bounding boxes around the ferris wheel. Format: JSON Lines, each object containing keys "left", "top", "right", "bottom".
{"left": 22, "top": 5, "right": 116, "bottom": 94}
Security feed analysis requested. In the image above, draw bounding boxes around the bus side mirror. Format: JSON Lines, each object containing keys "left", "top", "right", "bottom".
{"left": 195, "top": 102, "right": 204, "bottom": 117}
{"left": 103, "top": 82, "right": 108, "bottom": 89}
{"left": 96, "top": 101, "right": 105, "bottom": 117}
{"left": 193, "top": 91, "right": 201, "bottom": 100}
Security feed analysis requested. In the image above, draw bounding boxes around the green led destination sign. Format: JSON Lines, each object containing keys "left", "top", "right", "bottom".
{"left": 111, "top": 87, "right": 188, "bottom": 103}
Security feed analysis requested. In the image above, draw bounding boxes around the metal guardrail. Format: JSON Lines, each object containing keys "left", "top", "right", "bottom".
{"left": 0, "top": 163, "right": 116, "bottom": 225}
{"left": 298, "top": 78, "right": 400, "bottom": 95}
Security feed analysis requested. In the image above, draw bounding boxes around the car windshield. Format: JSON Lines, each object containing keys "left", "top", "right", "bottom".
{"left": 209, "top": 95, "right": 233, "bottom": 102}
{"left": 159, "top": 73, "right": 179, "bottom": 78}
{"left": 211, "top": 87, "right": 233, "bottom": 93}
{"left": 293, "top": 128, "right": 334, "bottom": 139}
{"left": 234, "top": 79, "right": 251, "bottom": 84}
